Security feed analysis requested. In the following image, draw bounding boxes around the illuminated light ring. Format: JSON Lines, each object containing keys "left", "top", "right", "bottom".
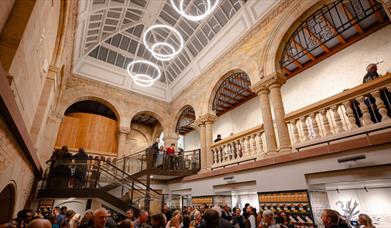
{"left": 170, "top": 0, "right": 220, "bottom": 21}
{"left": 133, "top": 74, "right": 154, "bottom": 87}
{"left": 151, "top": 42, "right": 176, "bottom": 61}
{"left": 143, "top": 24, "right": 184, "bottom": 61}
{"left": 126, "top": 60, "right": 161, "bottom": 87}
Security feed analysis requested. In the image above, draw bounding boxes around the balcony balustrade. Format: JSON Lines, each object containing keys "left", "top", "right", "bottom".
{"left": 209, "top": 74, "right": 391, "bottom": 169}
{"left": 285, "top": 73, "right": 391, "bottom": 150}
{"left": 210, "top": 125, "right": 265, "bottom": 169}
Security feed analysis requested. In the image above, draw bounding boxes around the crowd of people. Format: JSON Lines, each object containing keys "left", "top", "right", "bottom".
{"left": 1, "top": 203, "right": 377, "bottom": 228}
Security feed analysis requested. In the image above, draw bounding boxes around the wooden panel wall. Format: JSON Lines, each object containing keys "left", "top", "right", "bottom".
{"left": 55, "top": 113, "right": 118, "bottom": 155}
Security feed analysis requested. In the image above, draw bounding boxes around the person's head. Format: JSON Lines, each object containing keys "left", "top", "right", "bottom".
{"left": 65, "top": 210, "right": 76, "bottom": 219}
{"left": 162, "top": 203, "right": 168, "bottom": 213}
{"left": 235, "top": 208, "right": 241, "bottom": 216}
{"left": 358, "top": 213, "right": 373, "bottom": 226}
{"left": 244, "top": 203, "right": 250, "bottom": 209}
{"left": 26, "top": 218, "right": 51, "bottom": 228}
{"left": 61, "top": 145, "right": 68, "bottom": 152}
{"left": 92, "top": 208, "right": 108, "bottom": 228}
{"left": 78, "top": 148, "right": 85, "bottom": 154}
{"left": 118, "top": 219, "right": 133, "bottom": 228}
{"left": 60, "top": 206, "right": 67, "bottom": 215}
{"left": 200, "top": 203, "right": 208, "bottom": 213}
{"left": 24, "top": 211, "right": 33, "bottom": 223}
{"left": 126, "top": 209, "right": 134, "bottom": 219}
{"left": 138, "top": 210, "right": 149, "bottom": 224}
{"left": 182, "top": 215, "right": 191, "bottom": 228}
{"left": 217, "top": 134, "right": 221, "bottom": 139}
{"left": 262, "top": 210, "right": 274, "bottom": 224}
{"left": 246, "top": 206, "right": 253, "bottom": 214}
{"left": 321, "top": 209, "right": 340, "bottom": 226}
{"left": 204, "top": 209, "right": 219, "bottom": 228}
{"left": 151, "top": 213, "right": 165, "bottom": 227}
{"left": 53, "top": 207, "right": 60, "bottom": 215}
{"left": 367, "top": 63, "right": 378, "bottom": 73}
{"left": 170, "top": 211, "right": 182, "bottom": 228}
{"left": 170, "top": 143, "right": 175, "bottom": 148}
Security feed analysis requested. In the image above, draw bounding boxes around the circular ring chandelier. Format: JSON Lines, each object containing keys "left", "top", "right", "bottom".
{"left": 143, "top": 24, "right": 184, "bottom": 61}
{"left": 170, "top": 0, "right": 220, "bottom": 21}
{"left": 127, "top": 60, "right": 161, "bottom": 87}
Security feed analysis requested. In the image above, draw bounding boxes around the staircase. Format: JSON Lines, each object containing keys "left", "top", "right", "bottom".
{"left": 37, "top": 149, "right": 201, "bottom": 213}
{"left": 37, "top": 158, "right": 161, "bottom": 213}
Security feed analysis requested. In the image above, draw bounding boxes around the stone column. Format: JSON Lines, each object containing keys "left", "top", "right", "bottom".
{"left": 195, "top": 120, "right": 207, "bottom": 170}
{"left": 268, "top": 76, "right": 291, "bottom": 151}
{"left": 251, "top": 84, "right": 277, "bottom": 154}
{"left": 203, "top": 114, "right": 216, "bottom": 168}
{"left": 117, "top": 127, "right": 130, "bottom": 158}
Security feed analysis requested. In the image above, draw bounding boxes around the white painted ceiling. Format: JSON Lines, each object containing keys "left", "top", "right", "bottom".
{"left": 73, "top": 0, "right": 279, "bottom": 101}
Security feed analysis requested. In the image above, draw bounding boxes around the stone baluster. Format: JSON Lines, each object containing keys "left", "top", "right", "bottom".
{"left": 290, "top": 120, "right": 300, "bottom": 144}
{"left": 319, "top": 109, "right": 332, "bottom": 136}
{"left": 257, "top": 132, "right": 264, "bottom": 156}
{"left": 251, "top": 134, "right": 257, "bottom": 155}
{"left": 237, "top": 139, "right": 243, "bottom": 158}
{"left": 343, "top": 100, "right": 358, "bottom": 130}
{"left": 241, "top": 138, "right": 246, "bottom": 157}
{"left": 309, "top": 113, "right": 320, "bottom": 139}
{"left": 356, "top": 96, "right": 373, "bottom": 126}
{"left": 330, "top": 105, "right": 344, "bottom": 133}
{"left": 235, "top": 139, "right": 240, "bottom": 158}
{"left": 219, "top": 145, "right": 224, "bottom": 163}
{"left": 211, "top": 149, "right": 216, "bottom": 164}
{"left": 372, "top": 90, "right": 390, "bottom": 122}
{"left": 300, "top": 116, "right": 309, "bottom": 141}
{"left": 246, "top": 136, "right": 252, "bottom": 156}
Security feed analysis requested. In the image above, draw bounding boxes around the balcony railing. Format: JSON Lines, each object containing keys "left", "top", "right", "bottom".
{"left": 285, "top": 73, "right": 391, "bottom": 149}
{"left": 210, "top": 125, "right": 265, "bottom": 169}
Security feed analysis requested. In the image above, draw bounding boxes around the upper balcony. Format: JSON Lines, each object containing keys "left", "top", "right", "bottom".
{"left": 210, "top": 74, "right": 391, "bottom": 170}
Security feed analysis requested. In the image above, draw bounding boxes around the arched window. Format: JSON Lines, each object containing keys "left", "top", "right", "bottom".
{"left": 279, "top": 0, "right": 389, "bottom": 77}
{"left": 212, "top": 71, "right": 255, "bottom": 116}
{"left": 176, "top": 106, "right": 196, "bottom": 135}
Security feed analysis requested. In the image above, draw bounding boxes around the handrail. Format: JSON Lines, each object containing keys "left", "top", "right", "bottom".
{"left": 116, "top": 148, "right": 148, "bottom": 162}
{"left": 45, "top": 158, "right": 161, "bottom": 196}
{"left": 211, "top": 124, "right": 263, "bottom": 147}
{"left": 285, "top": 73, "right": 391, "bottom": 121}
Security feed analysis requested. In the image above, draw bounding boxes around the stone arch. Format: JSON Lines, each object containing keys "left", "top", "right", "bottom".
{"left": 129, "top": 109, "right": 168, "bottom": 135}
{"left": 0, "top": 182, "right": 16, "bottom": 223}
{"left": 260, "top": 0, "right": 320, "bottom": 78}
{"left": 58, "top": 89, "right": 125, "bottom": 126}
{"left": 206, "top": 69, "right": 254, "bottom": 114}
{"left": 173, "top": 105, "right": 196, "bottom": 135}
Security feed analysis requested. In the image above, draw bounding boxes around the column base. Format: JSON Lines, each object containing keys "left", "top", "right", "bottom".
{"left": 198, "top": 168, "right": 211, "bottom": 174}
{"left": 278, "top": 147, "right": 292, "bottom": 153}
{"left": 264, "top": 150, "right": 278, "bottom": 157}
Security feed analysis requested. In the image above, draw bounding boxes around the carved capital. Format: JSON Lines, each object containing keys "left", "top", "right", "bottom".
{"left": 195, "top": 113, "right": 217, "bottom": 126}
{"left": 118, "top": 126, "right": 131, "bottom": 134}
{"left": 251, "top": 82, "right": 269, "bottom": 95}
{"left": 265, "top": 72, "right": 287, "bottom": 88}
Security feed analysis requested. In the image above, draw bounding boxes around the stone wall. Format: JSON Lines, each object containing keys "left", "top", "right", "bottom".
{"left": 0, "top": 114, "right": 35, "bottom": 216}
{"left": 7, "top": 0, "right": 61, "bottom": 130}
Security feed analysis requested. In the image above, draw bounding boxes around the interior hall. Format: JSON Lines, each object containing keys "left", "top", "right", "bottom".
{"left": 0, "top": 0, "right": 391, "bottom": 228}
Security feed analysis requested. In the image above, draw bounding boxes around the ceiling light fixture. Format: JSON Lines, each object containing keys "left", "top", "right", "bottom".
{"left": 143, "top": 24, "right": 184, "bottom": 61}
{"left": 127, "top": 60, "right": 161, "bottom": 87}
{"left": 170, "top": 0, "right": 220, "bottom": 21}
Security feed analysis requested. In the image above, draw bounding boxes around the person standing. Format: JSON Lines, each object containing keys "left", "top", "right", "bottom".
{"left": 73, "top": 148, "right": 89, "bottom": 188}
{"left": 358, "top": 214, "right": 376, "bottom": 228}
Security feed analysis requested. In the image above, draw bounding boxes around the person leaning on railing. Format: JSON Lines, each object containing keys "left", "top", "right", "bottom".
{"left": 165, "top": 144, "right": 176, "bottom": 170}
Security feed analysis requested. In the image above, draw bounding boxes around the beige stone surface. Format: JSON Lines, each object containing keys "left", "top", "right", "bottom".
{"left": 0, "top": 0, "right": 15, "bottom": 33}
{"left": 0, "top": 115, "right": 34, "bottom": 217}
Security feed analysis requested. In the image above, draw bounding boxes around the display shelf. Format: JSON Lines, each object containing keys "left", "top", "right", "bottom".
{"left": 258, "top": 190, "right": 315, "bottom": 228}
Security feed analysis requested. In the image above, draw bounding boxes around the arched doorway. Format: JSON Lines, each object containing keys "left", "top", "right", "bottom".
{"left": 0, "top": 184, "right": 16, "bottom": 223}
{"left": 55, "top": 100, "right": 119, "bottom": 155}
